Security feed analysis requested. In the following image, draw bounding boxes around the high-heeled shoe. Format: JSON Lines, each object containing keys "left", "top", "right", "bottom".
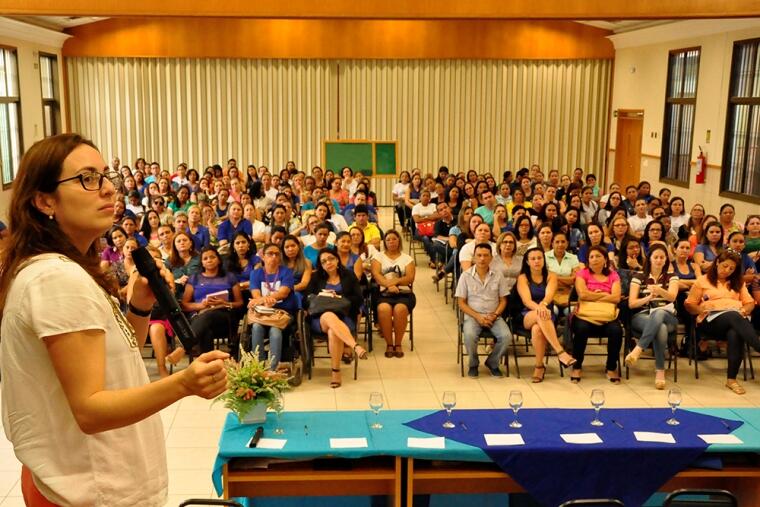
{"left": 354, "top": 344, "right": 368, "bottom": 360}
{"left": 556, "top": 348, "right": 577, "bottom": 368}
{"left": 330, "top": 368, "right": 342, "bottom": 388}
{"left": 532, "top": 365, "right": 546, "bottom": 383}
{"left": 624, "top": 346, "right": 642, "bottom": 367}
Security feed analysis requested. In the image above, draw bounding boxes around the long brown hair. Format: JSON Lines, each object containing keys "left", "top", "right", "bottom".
{"left": 0, "top": 134, "right": 117, "bottom": 312}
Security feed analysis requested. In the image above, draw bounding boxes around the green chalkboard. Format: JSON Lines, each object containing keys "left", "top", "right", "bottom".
{"left": 375, "top": 142, "right": 397, "bottom": 176}
{"left": 324, "top": 142, "right": 373, "bottom": 174}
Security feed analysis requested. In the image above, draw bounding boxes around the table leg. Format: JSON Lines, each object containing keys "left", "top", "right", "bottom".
{"left": 406, "top": 458, "right": 414, "bottom": 506}
{"left": 223, "top": 464, "right": 229, "bottom": 500}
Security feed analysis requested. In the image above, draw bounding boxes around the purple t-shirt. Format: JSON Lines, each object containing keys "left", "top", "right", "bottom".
{"left": 100, "top": 247, "right": 122, "bottom": 264}
{"left": 577, "top": 267, "right": 620, "bottom": 294}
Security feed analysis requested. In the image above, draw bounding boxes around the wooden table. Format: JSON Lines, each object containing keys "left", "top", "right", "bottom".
{"left": 223, "top": 456, "right": 402, "bottom": 507}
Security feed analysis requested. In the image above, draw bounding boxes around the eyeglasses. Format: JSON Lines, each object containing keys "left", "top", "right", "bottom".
{"left": 153, "top": 200, "right": 165, "bottom": 206}
{"left": 264, "top": 251, "right": 280, "bottom": 257}
{"left": 56, "top": 169, "right": 122, "bottom": 191}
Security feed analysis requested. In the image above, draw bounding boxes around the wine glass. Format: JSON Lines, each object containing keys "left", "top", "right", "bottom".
{"left": 508, "top": 390, "right": 523, "bottom": 429}
{"left": 590, "top": 389, "right": 605, "bottom": 427}
{"left": 369, "top": 392, "right": 384, "bottom": 430}
{"left": 274, "top": 392, "right": 285, "bottom": 435}
{"left": 442, "top": 391, "right": 456, "bottom": 429}
{"left": 666, "top": 388, "right": 682, "bottom": 426}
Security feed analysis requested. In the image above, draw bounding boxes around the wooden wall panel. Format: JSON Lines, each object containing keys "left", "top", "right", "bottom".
{"left": 62, "top": 18, "right": 615, "bottom": 60}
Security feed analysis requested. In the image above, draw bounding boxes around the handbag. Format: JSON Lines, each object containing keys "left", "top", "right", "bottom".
{"left": 306, "top": 293, "right": 352, "bottom": 318}
{"left": 575, "top": 301, "right": 618, "bottom": 325}
{"left": 248, "top": 305, "right": 291, "bottom": 329}
{"left": 416, "top": 221, "right": 435, "bottom": 237}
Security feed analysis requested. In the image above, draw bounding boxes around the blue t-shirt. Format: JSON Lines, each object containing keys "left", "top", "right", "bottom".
{"left": 578, "top": 242, "right": 614, "bottom": 264}
{"left": 304, "top": 243, "right": 333, "bottom": 267}
{"left": 188, "top": 225, "right": 211, "bottom": 250}
{"left": 217, "top": 219, "right": 253, "bottom": 244}
{"left": 189, "top": 272, "right": 238, "bottom": 303}
{"left": 249, "top": 266, "right": 298, "bottom": 313}
{"left": 131, "top": 233, "right": 148, "bottom": 247}
{"left": 694, "top": 244, "right": 718, "bottom": 262}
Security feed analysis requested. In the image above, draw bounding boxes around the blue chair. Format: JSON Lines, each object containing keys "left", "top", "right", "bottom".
{"left": 663, "top": 488, "right": 738, "bottom": 506}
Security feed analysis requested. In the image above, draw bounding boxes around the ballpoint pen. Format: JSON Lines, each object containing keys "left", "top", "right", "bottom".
{"left": 460, "top": 422, "right": 468, "bottom": 431}
{"left": 611, "top": 419, "right": 624, "bottom": 429}
{"left": 720, "top": 420, "right": 731, "bottom": 430}
{"left": 304, "top": 425, "right": 309, "bottom": 436}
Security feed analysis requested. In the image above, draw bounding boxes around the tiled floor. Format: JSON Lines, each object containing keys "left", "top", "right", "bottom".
{"left": 0, "top": 210, "right": 756, "bottom": 506}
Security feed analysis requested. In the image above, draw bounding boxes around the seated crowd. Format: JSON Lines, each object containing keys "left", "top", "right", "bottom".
{"left": 397, "top": 164, "right": 760, "bottom": 393}
{"left": 99, "top": 158, "right": 760, "bottom": 395}
{"left": 100, "top": 159, "right": 413, "bottom": 389}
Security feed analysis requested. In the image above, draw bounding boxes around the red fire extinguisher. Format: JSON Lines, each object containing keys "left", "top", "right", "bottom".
{"left": 696, "top": 147, "right": 707, "bottom": 184}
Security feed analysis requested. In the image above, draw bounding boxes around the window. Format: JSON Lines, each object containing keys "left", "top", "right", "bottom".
{"left": 0, "top": 47, "right": 22, "bottom": 187}
{"left": 660, "top": 48, "right": 700, "bottom": 186}
{"left": 723, "top": 38, "right": 760, "bottom": 201}
{"left": 40, "top": 53, "right": 60, "bottom": 138}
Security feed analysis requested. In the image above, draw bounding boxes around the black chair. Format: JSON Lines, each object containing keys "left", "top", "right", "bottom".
{"left": 559, "top": 500, "right": 624, "bottom": 507}
{"left": 663, "top": 488, "right": 738, "bottom": 506}
{"left": 456, "top": 307, "right": 509, "bottom": 377}
{"left": 688, "top": 317, "right": 754, "bottom": 380}
{"left": 505, "top": 285, "right": 563, "bottom": 379}
{"left": 299, "top": 309, "right": 359, "bottom": 381}
{"left": 239, "top": 310, "right": 306, "bottom": 387}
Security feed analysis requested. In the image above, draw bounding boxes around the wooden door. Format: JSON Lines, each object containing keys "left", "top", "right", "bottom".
{"left": 613, "top": 110, "right": 644, "bottom": 188}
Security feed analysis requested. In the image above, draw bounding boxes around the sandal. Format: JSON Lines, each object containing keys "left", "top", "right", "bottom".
{"left": 556, "top": 348, "right": 577, "bottom": 368}
{"left": 726, "top": 380, "right": 746, "bottom": 395}
{"left": 394, "top": 345, "right": 405, "bottom": 358}
{"left": 330, "top": 368, "right": 342, "bottom": 389}
{"left": 385, "top": 345, "right": 395, "bottom": 358}
{"left": 532, "top": 365, "right": 546, "bottom": 383}
{"left": 570, "top": 372, "right": 582, "bottom": 384}
{"left": 606, "top": 371, "right": 622, "bottom": 384}
{"left": 353, "top": 344, "right": 368, "bottom": 360}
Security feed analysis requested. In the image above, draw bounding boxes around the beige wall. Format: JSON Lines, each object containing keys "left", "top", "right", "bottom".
{"left": 0, "top": 34, "right": 66, "bottom": 221}
{"left": 609, "top": 22, "right": 760, "bottom": 220}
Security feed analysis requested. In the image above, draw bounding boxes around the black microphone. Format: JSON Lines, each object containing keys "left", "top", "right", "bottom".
{"left": 132, "top": 247, "right": 197, "bottom": 350}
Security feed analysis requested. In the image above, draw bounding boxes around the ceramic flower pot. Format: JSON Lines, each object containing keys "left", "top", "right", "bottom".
{"left": 239, "top": 401, "right": 268, "bottom": 424}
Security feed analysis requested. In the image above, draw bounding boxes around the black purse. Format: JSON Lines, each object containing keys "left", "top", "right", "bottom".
{"left": 306, "top": 292, "right": 352, "bottom": 318}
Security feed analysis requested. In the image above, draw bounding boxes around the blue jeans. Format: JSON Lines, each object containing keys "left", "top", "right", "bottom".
{"left": 463, "top": 316, "right": 511, "bottom": 369}
{"left": 251, "top": 323, "right": 284, "bottom": 370}
{"left": 631, "top": 310, "right": 678, "bottom": 369}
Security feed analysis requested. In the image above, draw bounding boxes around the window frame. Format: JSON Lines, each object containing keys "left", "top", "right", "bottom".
{"left": 39, "top": 52, "right": 60, "bottom": 138}
{"left": 659, "top": 46, "right": 701, "bottom": 189}
{"left": 721, "top": 37, "right": 760, "bottom": 205}
{"left": 0, "top": 44, "right": 23, "bottom": 190}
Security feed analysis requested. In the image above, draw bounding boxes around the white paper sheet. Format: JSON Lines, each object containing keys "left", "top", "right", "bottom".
{"left": 255, "top": 438, "right": 287, "bottom": 449}
{"left": 330, "top": 437, "right": 368, "bottom": 449}
{"left": 484, "top": 434, "right": 525, "bottom": 446}
{"left": 699, "top": 434, "right": 743, "bottom": 445}
{"left": 407, "top": 437, "right": 446, "bottom": 449}
{"left": 560, "top": 433, "right": 603, "bottom": 444}
{"left": 634, "top": 431, "right": 675, "bottom": 444}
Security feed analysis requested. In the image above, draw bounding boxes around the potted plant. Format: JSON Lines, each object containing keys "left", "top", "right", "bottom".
{"left": 215, "top": 350, "right": 291, "bottom": 424}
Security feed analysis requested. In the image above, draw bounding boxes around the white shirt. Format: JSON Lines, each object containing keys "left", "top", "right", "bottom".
{"left": 411, "top": 202, "right": 437, "bottom": 219}
{"left": 670, "top": 213, "right": 690, "bottom": 234}
{"left": 1, "top": 255, "right": 167, "bottom": 506}
{"left": 392, "top": 182, "right": 409, "bottom": 201}
{"left": 264, "top": 187, "right": 279, "bottom": 201}
{"left": 627, "top": 214, "right": 653, "bottom": 235}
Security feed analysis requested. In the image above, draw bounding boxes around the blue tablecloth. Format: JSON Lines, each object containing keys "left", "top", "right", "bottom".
{"left": 405, "top": 408, "right": 743, "bottom": 507}
{"left": 212, "top": 408, "right": 760, "bottom": 504}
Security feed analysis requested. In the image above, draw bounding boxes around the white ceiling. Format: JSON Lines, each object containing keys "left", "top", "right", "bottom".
{"left": 577, "top": 20, "right": 675, "bottom": 33}
{"left": 6, "top": 15, "right": 106, "bottom": 31}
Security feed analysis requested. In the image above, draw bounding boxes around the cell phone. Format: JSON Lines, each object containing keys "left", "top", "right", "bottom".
{"left": 247, "top": 426, "right": 264, "bottom": 448}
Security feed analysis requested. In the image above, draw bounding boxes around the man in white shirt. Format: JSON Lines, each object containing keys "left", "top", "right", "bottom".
{"left": 262, "top": 173, "right": 279, "bottom": 201}
{"left": 627, "top": 198, "right": 653, "bottom": 238}
{"left": 455, "top": 244, "right": 511, "bottom": 377}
